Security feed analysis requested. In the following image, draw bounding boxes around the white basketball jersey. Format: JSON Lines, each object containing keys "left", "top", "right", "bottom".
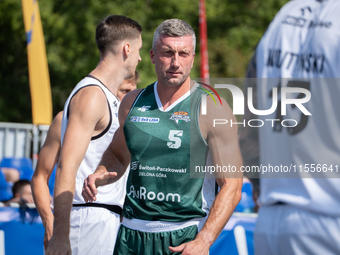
{"left": 255, "top": 0, "right": 340, "bottom": 215}
{"left": 61, "top": 76, "right": 128, "bottom": 207}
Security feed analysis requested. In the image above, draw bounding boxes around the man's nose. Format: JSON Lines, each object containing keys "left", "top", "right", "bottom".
{"left": 171, "top": 53, "right": 180, "bottom": 68}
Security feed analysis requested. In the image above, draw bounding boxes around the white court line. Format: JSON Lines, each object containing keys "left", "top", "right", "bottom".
{"left": 0, "top": 230, "right": 5, "bottom": 255}
{"left": 234, "top": 225, "right": 248, "bottom": 255}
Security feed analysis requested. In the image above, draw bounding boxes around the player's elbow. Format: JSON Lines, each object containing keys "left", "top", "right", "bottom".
{"left": 222, "top": 178, "right": 243, "bottom": 206}
{"left": 235, "top": 185, "right": 242, "bottom": 205}
{"left": 234, "top": 179, "right": 243, "bottom": 205}
{"left": 31, "top": 172, "right": 40, "bottom": 187}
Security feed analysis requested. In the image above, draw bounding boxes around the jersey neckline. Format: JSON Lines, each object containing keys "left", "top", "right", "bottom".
{"left": 153, "top": 81, "right": 199, "bottom": 112}
{"left": 86, "top": 74, "right": 120, "bottom": 102}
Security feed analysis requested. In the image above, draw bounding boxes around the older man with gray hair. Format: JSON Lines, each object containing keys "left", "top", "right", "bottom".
{"left": 82, "top": 18, "right": 243, "bottom": 255}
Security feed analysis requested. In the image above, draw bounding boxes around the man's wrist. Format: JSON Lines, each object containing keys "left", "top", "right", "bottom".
{"left": 195, "top": 230, "right": 214, "bottom": 247}
{"left": 94, "top": 165, "right": 108, "bottom": 175}
{"left": 42, "top": 215, "right": 54, "bottom": 229}
{"left": 53, "top": 219, "right": 70, "bottom": 237}
{"left": 52, "top": 227, "right": 70, "bottom": 238}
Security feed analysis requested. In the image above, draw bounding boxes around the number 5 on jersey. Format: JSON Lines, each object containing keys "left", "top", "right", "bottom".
{"left": 167, "top": 130, "right": 183, "bottom": 149}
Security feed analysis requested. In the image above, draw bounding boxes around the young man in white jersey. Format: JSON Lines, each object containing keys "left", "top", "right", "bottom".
{"left": 240, "top": 0, "right": 340, "bottom": 254}
{"left": 31, "top": 73, "right": 139, "bottom": 250}
{"left": 45, "top": 15, "right": 142, "bottom": 255}
{"left": 82, "top": 19, "right": 243, "bottom": 255}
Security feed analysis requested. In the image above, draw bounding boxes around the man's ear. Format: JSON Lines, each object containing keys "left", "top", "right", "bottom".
{"left": 191, "top": 53, "right": 195, "bottom": 68}
{"left": 123, "top": 42, "right": 131, "bottom": 58}
{"left": 150, "top": 49, "right": 155, "bottom": 64}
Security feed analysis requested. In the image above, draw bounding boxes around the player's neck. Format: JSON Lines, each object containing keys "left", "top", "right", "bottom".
{"left": 156, "top": 77, "right": 192, "bottom": 110}
{"left": 90, "top": 57, "right": 125, "bottom": 96}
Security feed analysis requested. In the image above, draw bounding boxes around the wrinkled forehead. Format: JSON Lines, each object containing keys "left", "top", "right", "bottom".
{"left": 158, "top": 34, "right": 194, "bottom": 51}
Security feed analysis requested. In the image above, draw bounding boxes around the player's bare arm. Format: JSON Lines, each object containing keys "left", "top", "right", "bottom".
{"left": 46, "top": 86, "right": 109, "bottom": 255}
{"left": 31, "top": 111, "right": 62, "bottom": 249}
{"left": 82, "top": 89, "right": 142, "bottom": 203}
{"left": 170, "top": 95, "right": 243, "bottom": 255}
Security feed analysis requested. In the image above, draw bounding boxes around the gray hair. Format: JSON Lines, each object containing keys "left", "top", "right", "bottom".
{"left": 152, "top": 19, "right": 196, "bottom": 52}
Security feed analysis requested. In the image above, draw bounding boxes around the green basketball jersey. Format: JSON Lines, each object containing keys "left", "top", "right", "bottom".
{"left": 123, "top": 82, "right": 215, "bottom": 222}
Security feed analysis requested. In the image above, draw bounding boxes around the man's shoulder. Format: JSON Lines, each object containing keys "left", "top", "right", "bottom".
{"left": 74, "top": 76, "right": 102, "bottom": 88}
{"left": 119, "top": 89, "right": 144, "bottom": 110}
{"left": 275, "top": 0, "right": 312, "bottom": 15}
{"left": 67, "top": 85, "right": 109, "bottom": 122}
{"left": 68, "top": 76, "right": 108, "bottom": 102}
{"left": 122, "top": 82, "right": 156, "bottom": 104}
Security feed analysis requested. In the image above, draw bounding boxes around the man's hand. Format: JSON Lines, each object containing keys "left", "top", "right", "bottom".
{"left": 82, "top": 171, "right": 117, "bottom": 202}
{"left": 169, "top": 236, "right": 211, "bottom": 255}
{"left": 45, "top": 235, "right": 71, "bottom": 255}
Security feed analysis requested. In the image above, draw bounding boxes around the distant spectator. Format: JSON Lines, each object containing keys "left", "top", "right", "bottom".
{"left": 1, "top": 167, "right": 20, "bottom": 183}
{"left": 4, "top": 180, "right": 34, "bottom": 206}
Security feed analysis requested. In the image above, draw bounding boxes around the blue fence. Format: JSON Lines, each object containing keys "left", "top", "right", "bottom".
{"left": 0, "top": 206, "right": 256, "bottom": 255}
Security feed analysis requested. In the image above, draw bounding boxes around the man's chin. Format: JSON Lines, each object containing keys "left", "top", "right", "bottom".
{"left": 164, "top": 81, "right": 182, "bottom": 87}
{"left": 163, "top": 77, "right": 186, "bottom": 87}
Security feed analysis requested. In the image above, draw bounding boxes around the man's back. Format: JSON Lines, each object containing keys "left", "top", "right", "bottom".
{"left": 253, "top": 0, "right": 340, "bottom": 214}
{"left": 245, "top": 1, "right": 340, "bottom": 254}
{"left": 256, "top": 0, "right": 340, "bottom": 79}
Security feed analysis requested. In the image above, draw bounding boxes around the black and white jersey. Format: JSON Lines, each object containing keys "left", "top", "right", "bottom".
{"left": 246, "top": 0, "right": 340, "bottom": 215}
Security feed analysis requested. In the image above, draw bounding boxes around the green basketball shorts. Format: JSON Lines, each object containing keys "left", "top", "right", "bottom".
{"left": 113, "top": 224, "right": 198, "bottom": 255}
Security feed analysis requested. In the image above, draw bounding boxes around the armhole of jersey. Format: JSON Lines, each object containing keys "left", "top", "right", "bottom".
{"left": 66, "top": 84, "right": 97, "bottom": 119}
{"left": 125, "top": 89, "right": 146, "bottom": 124}
{"left": 91, "top": 100, "right": 112, "bottom": 140}
{"left": 86, "top": 74, "right": 120, "bottom": 102}
{"left": 66, "top": 84, "right": 113, "bottom": 141}
{"left": 196, "top": 96, "right": 208, "bottom": 147}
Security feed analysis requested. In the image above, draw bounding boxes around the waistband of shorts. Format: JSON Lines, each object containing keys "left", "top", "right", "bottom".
{"left": 122, "top": 217, "right": 206, "bottom": 233}
{"left": 72, "top": 203, "right": 122, "bottom": 215}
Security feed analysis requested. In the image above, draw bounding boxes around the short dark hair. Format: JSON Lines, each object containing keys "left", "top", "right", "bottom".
{"left": 96, "top": 15, "right": 142, "bottom": 54}
{"left": 12, "top": 180, "right": 30, "bottom": 196}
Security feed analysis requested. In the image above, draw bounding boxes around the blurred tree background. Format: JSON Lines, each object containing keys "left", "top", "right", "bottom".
{"left": 0, "top": 0, "right": 288, "bottom": 123}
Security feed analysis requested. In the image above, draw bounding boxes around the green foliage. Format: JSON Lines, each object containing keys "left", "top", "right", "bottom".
{"left": 0, "top": 0, "right": 288, "bottom": 123}
{"left": 0, "top": 0, "right": 31, "bottom": 122}
{"left": 206, "top": 0, "right": 289, "bottom": 78}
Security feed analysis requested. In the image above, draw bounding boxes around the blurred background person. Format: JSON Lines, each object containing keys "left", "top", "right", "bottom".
{"left": 4, "top": 180, "right": 34, "bottom": 206}
{"left": 0, "top": 167, "right": 20, "bottom": 184}
{"left": 117, "top": 71, "right": 139, "bottom": 101}
{"left": 240, "top": 0, "right": 340, "bottom": 254}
